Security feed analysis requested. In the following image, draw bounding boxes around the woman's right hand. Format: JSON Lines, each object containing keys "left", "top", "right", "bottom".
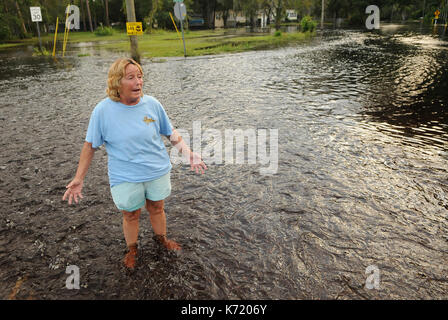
{"left": 62, "top": 178, "right": 84, "bottom": 205}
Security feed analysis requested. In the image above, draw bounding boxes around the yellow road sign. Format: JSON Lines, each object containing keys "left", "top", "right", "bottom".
{"left": 126, "top": 22, "right": 143, "bottom": 35}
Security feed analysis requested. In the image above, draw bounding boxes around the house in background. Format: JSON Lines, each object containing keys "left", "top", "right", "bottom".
{"left": 215, "top": 10, "right": 247, "bottom": 28}
{"left": 215, "top": 9, "right": 298, "bottom": 28}
{"left": 286, "top": 9, "right": 298, "bottom": 21}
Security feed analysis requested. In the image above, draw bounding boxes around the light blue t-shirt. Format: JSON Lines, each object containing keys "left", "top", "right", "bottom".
{"left": 86, "top": 95, "right": 173, "bottom": 187}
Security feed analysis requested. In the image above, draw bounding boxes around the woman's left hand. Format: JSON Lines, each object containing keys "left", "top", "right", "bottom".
{"left": 189, "top": 152, "right": 207, "bottom": 174}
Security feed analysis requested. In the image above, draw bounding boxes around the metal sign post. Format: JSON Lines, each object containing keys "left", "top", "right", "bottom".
{"left": 174, "top": 0, "right": 187, "bottom": 57}
{"left": 30, "top": 7, "right": 43, "bottom": 52}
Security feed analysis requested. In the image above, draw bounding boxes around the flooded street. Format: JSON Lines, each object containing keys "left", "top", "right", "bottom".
{"left": 0, "top": 25, "right": 447, "bottom": 299}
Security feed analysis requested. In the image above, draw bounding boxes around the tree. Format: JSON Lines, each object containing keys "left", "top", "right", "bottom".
{"left": 145, "top": 0, "right": 161, "bottom": 32}
{"left": 80, "top": 0, "right": 87, "bottom": 31}
{"left": 14, "top": 0, "right": 27, "bottom": 35}
{"left": 105, "top": 0, "right": 110, "bottom": 26}
{"left": 85, "top": 0, "right": 94, "bottom": 31}
{"left": 321, "top": 0, "right": 324, "bottom": 28}
{"left": 216, "top": 0, "right": 233, "bottom": 28}
{"left": 234, "top": 0, "right": 258, "bottom": 29}
{"left": 270, "top": 0, "right": 287, "bottom": 30}
{"left": 193, "top": 0, "right": 217, "bottom": 29}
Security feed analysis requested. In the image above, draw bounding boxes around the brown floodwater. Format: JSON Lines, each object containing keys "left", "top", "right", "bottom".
{"left": 0, "top": 24, "right": 447, "bottom": 299}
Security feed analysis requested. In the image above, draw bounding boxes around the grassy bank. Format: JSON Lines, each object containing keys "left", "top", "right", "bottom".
{"left": 1, "top": 28, "right": 315, "bottom": 57}
{"left": 101, "top": 29, "right": 315, "bottom": 57}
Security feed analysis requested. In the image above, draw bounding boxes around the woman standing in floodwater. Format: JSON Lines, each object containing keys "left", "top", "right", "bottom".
{"left": 62, "top": 58, "right": 207, "bottom": 270}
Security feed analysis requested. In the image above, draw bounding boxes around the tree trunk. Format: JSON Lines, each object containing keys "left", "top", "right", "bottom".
{"left": 204, "top": 0, "right": 216, "bottom": 29}
{"left": 85, "top": 0, "right": 94, "bottom": 32}
{"left": 275, "top": 0, "right": 283, "bottom": 31}
{"left": 321, "top": 0, "right": 325, "bottom": 29}
{"left": 93, "top": 5, "right": 97, "bottom": 29}
{"left": 250, "top": 13, "right": 255, "bottom": 30}
{"left": 422, "top": 0, "right": 426, "bottom": 19}
{"left": 15, "top": 0, "right": 27, "bottom": 35}
{"left": 105, "top": 0, "right": 110, "bottom": 27}
{"left": 211, "top": 0, "right": 217, "bottom": 29}
{"left": 81, "top": 0, "right": 87, "bottom": 31}
{"left": 147, "top": 0, "right": 158, "bottom": 33}
{"left": 223, "top": 10, "right": 228, "bottom": 28}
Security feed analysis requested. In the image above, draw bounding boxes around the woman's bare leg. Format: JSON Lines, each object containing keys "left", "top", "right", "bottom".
{"left": 146, "top": 199, "right": 181, "bottom": 250}
{"left": 122, "top": 209, "right": 141, "bottom": 269}
{"left": 122, "top": 209, "right": 141, "bottom": 246}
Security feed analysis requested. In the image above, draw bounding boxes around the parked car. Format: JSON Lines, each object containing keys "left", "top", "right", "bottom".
{"left": 189, "top": 15, "right": 205, "bottom": 28}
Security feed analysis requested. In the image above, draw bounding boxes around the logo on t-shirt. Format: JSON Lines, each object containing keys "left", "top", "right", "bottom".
{"left": 143, "top": 116, "right": 155, "bottom": 125}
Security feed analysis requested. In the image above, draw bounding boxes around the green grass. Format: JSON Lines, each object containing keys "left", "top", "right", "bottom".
{"left": 0, "top": 28, "right": 315, "bottom": 57}
{"left": 100, "top": 29, "right": 315, "bottom": 57}
{"left": 0, "top": 42, "right": 25, "bottom": 49}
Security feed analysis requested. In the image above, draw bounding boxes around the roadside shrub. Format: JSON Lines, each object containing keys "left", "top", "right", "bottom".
{"left": 301, "top": 16, "right": 317, "bottom": 32}
{"left": 347, "top": 12, "right": 364, "bottom": 26}
{"left": 94, "top": 26, "right": 114, "bottom": 36}
{"left": 32, "top": 47, "right": 50, "bottom": 56}
{"left": 0, "top": 14, "right": 23, "bottom": 41}
{"left": 23, "top": 32, "right": 32, "bottom": 39}
{"left": 0, "top": 14, "right": 12, "bottom": 41}
{"left": 155, "top": 11, "right": 173, "bottom": 30}
{"left": 274, "top": 30, "right": 282, "bottom": 37}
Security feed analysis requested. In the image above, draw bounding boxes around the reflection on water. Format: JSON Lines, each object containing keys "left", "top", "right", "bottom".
{"left": 0, "top": 24, "right": 447, "bottom": 299}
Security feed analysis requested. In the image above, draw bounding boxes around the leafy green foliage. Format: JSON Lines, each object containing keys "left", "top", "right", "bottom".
{"left": 32, "top": 47, "right": 50, "bottom": 56}
{"left": 301, "top": 15, "right": 316, "bottom": 32}
{"left": 0, "top": 13, "right": 13, "bottom": 41}
{"left": 94, "top": 26, "right": 114, "bottom": 36}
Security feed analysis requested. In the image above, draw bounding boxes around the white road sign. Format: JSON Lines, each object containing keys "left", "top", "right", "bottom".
{"left": 174, "top": 2, "right": 187, "bottom": 21}
{"left": 30, "top": 7, "right": 42, "bottom": 22}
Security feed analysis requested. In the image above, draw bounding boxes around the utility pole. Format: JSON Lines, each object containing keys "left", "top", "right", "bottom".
{"left": 321, "top": 0, "right": 325, "bottom": 29}
{"left": 125, "top": 0, "right": 140, "bottom": 63}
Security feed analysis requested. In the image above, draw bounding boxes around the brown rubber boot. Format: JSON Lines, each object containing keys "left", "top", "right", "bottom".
{"left": 123, "top": 243, "right": 138, "bottom": 270}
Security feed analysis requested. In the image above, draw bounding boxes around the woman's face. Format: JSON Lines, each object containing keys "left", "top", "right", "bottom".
{"left": 119, "top": 63, "right": 143, "bottom": 105}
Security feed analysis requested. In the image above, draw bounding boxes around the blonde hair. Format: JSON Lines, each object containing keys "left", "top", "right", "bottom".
{"left": 106, "top": 58, "right": 144, "bottom": 102}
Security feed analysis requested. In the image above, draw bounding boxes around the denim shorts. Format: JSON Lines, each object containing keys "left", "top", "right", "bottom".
{"left": 110, "top": 172, "right": 171, "bottom": 212}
